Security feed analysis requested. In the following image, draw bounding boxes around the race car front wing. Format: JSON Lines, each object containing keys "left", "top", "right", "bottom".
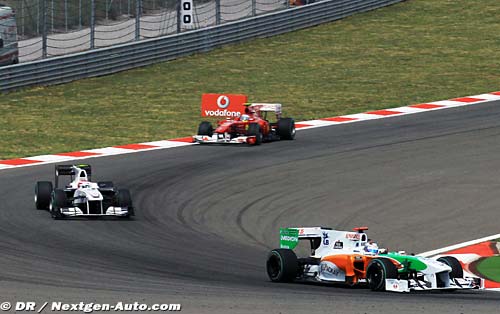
{"left": 385, "top": 277, "right": 483, "bottom": 292}
{"left": 58, "top": 206, "right": 131, "bottom": 217}
{"left": 193, "top": 134, "right": 256, "bottom": 144}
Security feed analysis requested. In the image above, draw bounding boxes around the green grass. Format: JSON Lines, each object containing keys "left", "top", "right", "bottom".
{"left": 476, "top": 256, "right": 500, "bottom": 282}
{"left": 1, "top": 0, "right": 500, "bottom": 159}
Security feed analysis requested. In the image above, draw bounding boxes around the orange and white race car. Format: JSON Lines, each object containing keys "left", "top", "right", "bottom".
{"left": 266, "top": 227, "right": 482, "bottom": 292}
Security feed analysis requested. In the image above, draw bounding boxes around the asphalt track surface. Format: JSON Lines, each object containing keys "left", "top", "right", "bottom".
{"left": 1, "top": 101, "right": 500, "bottom": 314}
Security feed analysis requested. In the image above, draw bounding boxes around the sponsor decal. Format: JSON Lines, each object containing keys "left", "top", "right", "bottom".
{"left": 217, "top": 95, "right": 230, "bottom": 109}
{"left": 319, "top": 261, "right": 343, "bottom": 279}
{"left": 280, "top": 228, "right": 299, "bottom": 249}
{"left": 345, "top": 232, "right": 361, "bottom": 240}
{"left": 321, "top": 263, "right": 340, "bottom": 276}
{"left": 203, "top": 109, "right": 241, "bottom": 117}
{"left": 201, "top": 94, "right": 248, "bottom": 117}
{"left": 333, "top": 240, "right": 343, "bottom": 249}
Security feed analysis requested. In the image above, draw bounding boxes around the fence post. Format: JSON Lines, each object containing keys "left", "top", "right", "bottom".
{"left": 36, "top": 0, "right": 39, "bottom": 34}
{"left": 135, "top": 0, "right": 142, "bottom": 41}
{"left": 20, "top": 0, "right": 24, "bottom": 36}
{"left": 252, "top": 0, "right": 256, "bottom": 16}
{"left": 215, "top": 0, "right": 221, "bottom": 24}
{"left": 176, "top": 0, "right": 181, "bottom": 33}
{"left": 64, "top": 0, "right": 68, "bottom": 32}
{"left": 79, "top": 0, "right": 82, "bottom": 29}
{"left": 90, "top": 0, "right": 95, "bottom": 49}
{"left": 51, "top": 0, "right": 54, "bottom": 32}
{"left": 41, "top": 0, "right": 47, "bottom": 58}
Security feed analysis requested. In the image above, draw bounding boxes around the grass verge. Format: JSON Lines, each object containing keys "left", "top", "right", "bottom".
{"left": 1, "top": 0, "right": 500, "bottom": 159}
{"left": 476, "top": 256, "right": 500, "bottom": 282}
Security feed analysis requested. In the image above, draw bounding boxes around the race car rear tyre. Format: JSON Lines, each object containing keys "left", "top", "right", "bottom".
{"left": 247, "top": 123, "right": 263, "bottom": 145}
{"left": 277, "top": 118, "right": 296, "bottom": 140}
{"left": 266, "top": 249, "right": 298, "bottom": 282}
{"left": 51, "top": 189, "right": 67, "bottom": 219}
{"left": 366, "top": 258, "right": 398, "bottom": 291}
{"left": 437, "top": 256, "right": 463, "bottom": 279}
{"left": 198, "top": 121, "right": 213, "bottom": 136}
{"left": 35, "top": 181, "right": 53, "bottom": 210}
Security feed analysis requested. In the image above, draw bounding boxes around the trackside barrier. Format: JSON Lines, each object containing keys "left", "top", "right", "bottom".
{"left": 0, "top": 0, "right": 404, "bottom": 92}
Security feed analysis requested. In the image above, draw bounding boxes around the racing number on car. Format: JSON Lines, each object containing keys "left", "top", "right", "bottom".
{"left": 322, "top": 232, "right": 329, "bottom": 245}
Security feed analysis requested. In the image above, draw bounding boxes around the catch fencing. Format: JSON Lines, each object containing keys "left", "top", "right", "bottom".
{"left": 0, "top": 0, "right": 404, "bottom": 92}
{"left": 4, "top": 0, "right": 287, "bottom": 62}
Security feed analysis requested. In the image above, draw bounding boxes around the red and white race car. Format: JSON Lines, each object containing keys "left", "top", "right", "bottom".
{"left": 193, "top": 103, "right": 295, "bottom": 145}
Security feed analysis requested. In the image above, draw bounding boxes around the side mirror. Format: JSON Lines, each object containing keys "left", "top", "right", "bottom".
{"left": 0, "top": 38, "right": 3, "bottom": 48}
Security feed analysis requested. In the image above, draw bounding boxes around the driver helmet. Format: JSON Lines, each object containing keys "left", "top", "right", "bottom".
{"left": 78, "top": 182, "right": 90, "bottom": 188}
{"left": 240, "top": 114, "right": 250, "bottom": 122}
{"left": 244, "top": 107, "right": 256, "bottom": 115}
{"left": 364, "top": 239, "right": 379, "bottom": 255}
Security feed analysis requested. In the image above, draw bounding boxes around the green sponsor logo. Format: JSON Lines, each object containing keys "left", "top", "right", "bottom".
{"left": 280, "top": 228, "right": 299, "bottom": 249}
{"left": 385, "top": 253, "right": 428, "bottom": 272}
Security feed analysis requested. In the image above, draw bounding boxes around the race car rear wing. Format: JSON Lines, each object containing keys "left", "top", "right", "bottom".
{"left": 245, "top": 103, "right": 282, "bottom": 120}
{"left": 280, "top": 226, "right": 370, "bottom": 256}
{"left": 246, "top": 103, "right": 282, "bottom": 114}
{"left": 55, "top": 164, "right": 92, "bottom": 188}
{"left": 280, "top": 227, "right": 330, "bottom": 249}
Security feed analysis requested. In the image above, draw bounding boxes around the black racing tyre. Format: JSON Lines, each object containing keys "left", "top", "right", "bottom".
{"left": 198, "top": 121, "right": 213, "bottom": 136}
{"left": 116, "top": 189, "right": 132, "bottom": 207}
{"left": 247, "top": 123, "right": 263, "bottom": 145}
{"left": 277, "top": 118, "right": 296, "bottom": 140}
{"left": 51, "top": 189, "right": 67, "bottom": 219}
{"left": 437, "top": 256, "right": 463, "bottom": 279}
{"left": 266, "top": 249, "right": 298, "bottom": 282}
{"left": 35, "top": 181, "right": 53, "bottom": 210}
{"left": 366, "top": 258, "right": 398, "bottom": 291}
{"left": 116, "top": 189, "right": 134, "bottom": 217}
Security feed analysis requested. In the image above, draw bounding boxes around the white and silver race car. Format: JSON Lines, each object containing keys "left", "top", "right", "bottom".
{"left": 35, "top": 164, "right": 134, "bottom": 219}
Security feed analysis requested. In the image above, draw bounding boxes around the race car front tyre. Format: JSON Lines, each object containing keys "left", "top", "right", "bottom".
{"left": 277, "top": 118, "right": 296, "bottom": 140}
{"left": 366, "top": 258, "right": 398, "bottom": 291}
{"left": 198, "top": 121, "right": 213, "bottom": 136}
{"left": 51, "top": 189, "right": 67, "bottom": 219}
{"left": 247, "top": 123, "right": 263, "bottom": 145}
{"left": 266, "top": 249, "right": 298, "bottom": 282}
{"left": 437, "top": 256, "right": 463, "bottom": 279}
{"left": 35, "top": 181, "right": 53, "bottom": 210}
{"left": 116, "top": 189, "right": 134, "bottom": 217}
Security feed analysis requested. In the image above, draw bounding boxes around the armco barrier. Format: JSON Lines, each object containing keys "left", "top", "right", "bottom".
{"left": 0, "top": 0, "right": 403, "bottom": 92}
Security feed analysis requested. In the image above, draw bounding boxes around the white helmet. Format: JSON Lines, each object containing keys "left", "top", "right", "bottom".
{"left": 364, "top": 241, "right": 379, "bottom": 255}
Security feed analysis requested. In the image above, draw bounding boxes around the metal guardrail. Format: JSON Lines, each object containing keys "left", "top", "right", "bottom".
{"left": 0, "top": 0, "right": 403, "bottom": 92}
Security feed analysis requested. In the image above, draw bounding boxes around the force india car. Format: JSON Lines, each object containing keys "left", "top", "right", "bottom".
{"left": 34, "top": 164, "right": 134, "bottom": 219}
{"left": 266, "top": 227, "right": 482, "bottom": 292}
{"left": 193, "top": 103, "right": 295, "bottom": 145}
